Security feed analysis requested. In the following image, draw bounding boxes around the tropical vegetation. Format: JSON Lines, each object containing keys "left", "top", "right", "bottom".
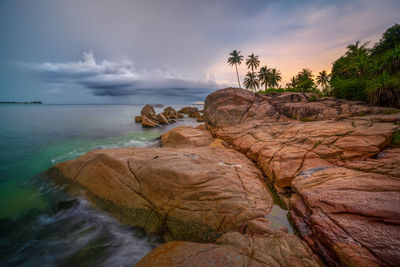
{"left": 227, "top": 23, "right": 400, "bottom": 108}
{"left": 227, "top": 50, "right": 244, "bottom": 88}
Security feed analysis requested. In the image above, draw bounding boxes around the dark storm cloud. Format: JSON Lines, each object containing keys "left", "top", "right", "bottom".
{"left": 27, "top": 51, "right": 218, "bottom": 97}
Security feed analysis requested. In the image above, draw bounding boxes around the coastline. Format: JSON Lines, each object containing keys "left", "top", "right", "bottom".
{"left": 44, "top": 87, "right": 400, "bottom": 266}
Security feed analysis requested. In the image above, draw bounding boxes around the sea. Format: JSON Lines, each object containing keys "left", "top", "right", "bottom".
{"left": 0, "top": 103, "right": 292, "bottom": 266}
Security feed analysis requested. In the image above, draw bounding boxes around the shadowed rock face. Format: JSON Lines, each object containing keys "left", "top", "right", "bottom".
{"left": 47, "top": 146, "right": 273, "bottom": 243}
{"left": 204, "top": 88, "right": 400, "bottom": 266}
{"left": 135, "top": 232, "right": 322, "bottom": 267}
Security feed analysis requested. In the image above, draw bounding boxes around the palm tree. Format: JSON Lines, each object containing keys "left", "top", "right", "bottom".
{"left": 245, "top": 53, "right": 260, "bottom": 73}
{"left": 299, "top": 68, "right": 313, "bottom": 79}
{"left": 258, "top": 66, "right": 271, "bottom": 90}
{"left": 269, "top": 68, "right": 282, "bottom": 88}
{"left": 286, "top": 76, "right": 297, "bottom": 88}
{"left": 243, "top": 71, "right": 259, "bottom": 92}
{"left": 228, "top": 50, "right": 244, "bottom": 88}
{"left": 345, "top": 41, "right": 370, "bottom": 58}
{"left": 316, "top": 70, "right": 330, "bottom": 88}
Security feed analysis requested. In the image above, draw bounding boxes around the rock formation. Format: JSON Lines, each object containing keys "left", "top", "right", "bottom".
{"left": 135, "top": 105, "right": 185, "bottom": 127}
{"left": 204, "top": 87, "right": 400, "bottom": 266}
{"left": 46, "top": 87, "right": 400, "bottom": 266}
{"left": 135, "top": 231, "right": 322, "bottom": 267}
{"left": 47, "top": 145, "right": 274, "bottom": 242}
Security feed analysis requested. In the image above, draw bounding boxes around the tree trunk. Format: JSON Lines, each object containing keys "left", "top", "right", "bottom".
{"left": 235, "top": 64, "right": 241, "bottom": 88}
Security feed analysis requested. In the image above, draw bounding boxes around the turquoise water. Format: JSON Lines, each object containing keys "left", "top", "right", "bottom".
{"left": 0, "top": 104, "right": 199, "bottom": 266}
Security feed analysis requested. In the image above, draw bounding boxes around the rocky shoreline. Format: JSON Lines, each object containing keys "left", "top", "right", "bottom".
{"left": 46, "top": 88, "right": 400, "bottom": 266}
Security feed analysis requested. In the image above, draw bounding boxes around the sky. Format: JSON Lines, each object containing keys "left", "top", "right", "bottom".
{"left": 0, "top": 0, "right": 399, "bottom": 104}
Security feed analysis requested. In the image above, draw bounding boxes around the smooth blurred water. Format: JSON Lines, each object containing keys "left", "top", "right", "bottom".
{"left": 0, "top": 104, "right": 200, "bottom": 266}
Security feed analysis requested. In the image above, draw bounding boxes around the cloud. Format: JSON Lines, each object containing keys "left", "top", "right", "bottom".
{"left": 27, "top": 51, "right": 219, "bottom": 97}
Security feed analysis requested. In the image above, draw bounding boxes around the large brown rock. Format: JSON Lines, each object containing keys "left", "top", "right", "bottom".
{"left": 290, "top": 149, "right": 400, "bottom": 267}
{"left": 156, "top": 113, "right": 168, "bottom": 124}
{"left": 203, "top": 88, "right": 400, "bottom": 266}
{"left": 163, "top": 107, "right": 179, "bottom": 119}
{"left": 141, "top": 104, "right": 156, "bottom": 119}
{"left": 204, "top": 87, "right": 388, "bottom": 128}
{"left": 135, "top": 231, "right": 322, "bottom": 267}
{"left": 211, "top": 118, "right": 397, "bottom": 189}
{"left": 141, "top": 116, "right": 159, "bottom": 127}
{"left": 161, "top": 125, "right": 226, "bottom": 148}
{"left": 47, "top": 146, "right": 273, "bottom": 242}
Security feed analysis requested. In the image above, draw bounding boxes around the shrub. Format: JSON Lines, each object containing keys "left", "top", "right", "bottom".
{"left": 330, "top": 78, "right": 367, "bottom": 101}
{"left": 365, "top": 72, "right": 400, "bottom": 108}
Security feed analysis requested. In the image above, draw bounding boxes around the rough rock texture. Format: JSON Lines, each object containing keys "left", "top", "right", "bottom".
{"left": 47, "top": 146, "right": 273, "bottom": 242}
{"left": 204, "top": 88, "right": 400, "bottom": 266}
{"left": 290, "top": 150, "right": 400, "bottom": 267}
{"left": 161, "top": 125, "right": 227, "bottom": 148}
{"left": 135, "top": 231, "right": 322, "bottom": 267}
{"left": 211, "top": 117, "right": 397, "bottom": 189}
{"left": 204, "top": 87, "right": 388, "bottom": 128}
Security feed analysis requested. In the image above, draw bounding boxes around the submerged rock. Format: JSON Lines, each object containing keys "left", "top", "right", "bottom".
{"left": 47, "top": 146, "right": 273, "bottom": 243}
{"left": 135, "top": 231, "right": 322, "bottom": 267}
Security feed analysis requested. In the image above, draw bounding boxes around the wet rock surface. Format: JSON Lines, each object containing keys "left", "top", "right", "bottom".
{"left": 47, "top": 146, "right": 273, "bottom": 243}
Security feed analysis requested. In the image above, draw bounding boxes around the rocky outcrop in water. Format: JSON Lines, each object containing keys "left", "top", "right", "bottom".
{"left": 204, "top": 87, "right": 400, "bottom": 266}
{"left": 135, "top": 105, "right": 185, "bottom": 127}
{"left": 47, "top": 145, "right": 274, "bottom": 243}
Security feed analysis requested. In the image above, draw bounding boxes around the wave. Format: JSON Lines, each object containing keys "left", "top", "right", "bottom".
{"left": 1, "top": 198, "right": 156, "bottom": 266}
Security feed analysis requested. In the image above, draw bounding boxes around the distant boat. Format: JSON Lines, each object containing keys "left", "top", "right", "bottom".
{"left": 192, "top": 101, "right": 204, "bottom": 106}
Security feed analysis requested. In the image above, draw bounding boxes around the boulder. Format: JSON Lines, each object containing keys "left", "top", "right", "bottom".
{"left": 161, "top": 125, "right": 226, "bottom": 148}
{"left": 290, "top": 150, "right": 400, "bottom": 266}
{"left": 176, "top": 113, "right": 184, "bottom": 119}
{"left": 135, "top": 231, "right": 322, "bottom": 267}
{"left": 163, "top": 107, "right": 179, "bottom": 119}
{"left": 141, "top": 116, "right": 159, "bottom": 127}
{"left": 141, "top": 104, "right": 156, "bottom": 119}
{"left": 156, "top": 113, "right": 168, "bottom": 124}
{"left": 47, "top": 146, "right": 273, "bottom": 242}
{"left": 134, "top": 115, "right": 142, "bottom": 123}
{"left": 204, "top": 87, "right": 388, "bottom": 128}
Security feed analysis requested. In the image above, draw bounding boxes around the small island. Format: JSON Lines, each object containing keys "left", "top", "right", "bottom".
{"left": 0, "top": 101, "right": 43, "bottom": 104}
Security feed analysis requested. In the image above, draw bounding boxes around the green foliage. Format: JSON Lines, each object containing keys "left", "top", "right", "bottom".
{"left": 372, "top": 24, "right": 400, "bottom": 55}
{"left": 393, "top": 131, "right": 400, "bottom": 146}
{"left": 309, "top": 94, "right": 318, "bottom": 102}
{"left": 329, "top": 24, "right": 400, "bottom": 107}
{"left": 228, "top": 50, "right": 244, "bottom": 88}
{"left": 382, "top": 109, "right": 400, "bottom": 114}
{"left": 245, "top": 53, "right": 260, "bottom": 72}
{"left": 365, "top": 72, "right": 400, "bottom": 107}
{"left": 243, "top": 71, "right": 259, "bottom": 92}
{"left": 330, "top": 78, "right": 367, "bottom": 101}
